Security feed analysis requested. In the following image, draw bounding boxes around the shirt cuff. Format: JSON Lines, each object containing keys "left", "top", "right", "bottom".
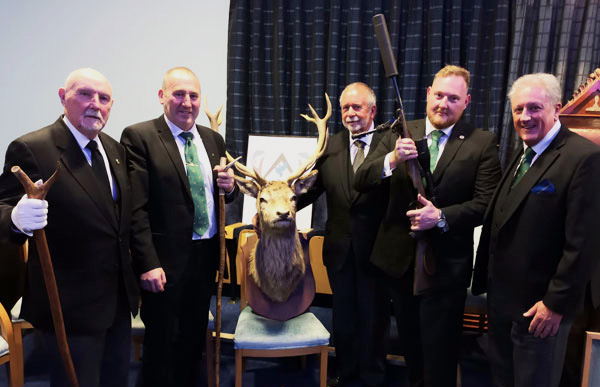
{"left": 383, "top": 152, "right": 394, "bottom": 178}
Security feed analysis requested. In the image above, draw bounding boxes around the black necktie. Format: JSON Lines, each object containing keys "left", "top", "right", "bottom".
{"left": 86, "top": 140, "right": 113, "bottom": 200}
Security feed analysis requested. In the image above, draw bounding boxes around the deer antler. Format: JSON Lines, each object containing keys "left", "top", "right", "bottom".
{"left": 287, "top": 93, "right": 331, "bottom": 184}
{"left": 204, "top": 97, "right": 223, "bottom": 133}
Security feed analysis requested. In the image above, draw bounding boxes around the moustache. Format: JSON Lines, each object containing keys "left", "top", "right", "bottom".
{"left": 84, "top": 110, "right": 103, "bottom": 121}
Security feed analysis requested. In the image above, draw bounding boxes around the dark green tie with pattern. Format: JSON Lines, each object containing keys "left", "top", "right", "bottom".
{"left": 179, "top": 132, "right": 209, "bottom": 235}
{"left": 429, "top": 130, "right": 444, "bottom": 172}
{"left": 512, "top": 147, "right": 536, "bottom": 187}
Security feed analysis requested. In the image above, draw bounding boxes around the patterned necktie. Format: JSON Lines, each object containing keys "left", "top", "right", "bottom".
{"left": 512, "top": 147, "right": 536, "bottom": 187}
{"left": 429, "top": 130, "right": 444, "bottom": 172}
{"left": 179, "top": 132, "right": 209, "bottom": 235}
{"left": 353, "top": 139, "right": 365, "bottom": 173}
{"left": 86, "top": 140, "right": 113, "bottom": 200}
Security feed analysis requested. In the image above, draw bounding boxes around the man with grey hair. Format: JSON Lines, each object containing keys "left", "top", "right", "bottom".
{"left": 0, "top": 68, "right": 139, "bottom": 386}
{"left": 473, "top": 73, "right": 600, "bottom": 387}
{"left": 298, "top": 82, "right": 390, "bottom": 386}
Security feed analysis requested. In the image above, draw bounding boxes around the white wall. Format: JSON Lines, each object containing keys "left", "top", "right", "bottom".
{"left": 0, "top": 0, "right": 230, "bottom": 156}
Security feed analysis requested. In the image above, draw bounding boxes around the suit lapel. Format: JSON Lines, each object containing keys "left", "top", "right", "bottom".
{"left": 52, "top": 123, "right": 118, "bottom": 230}
{"left": 333, "top": 133, "right": 353, "bottom": 204}
{"left": 351, "top": 129, "right": 385, "bottom": 204}
{"left": 495, "top": 127, "right": 567, "bottom": 230}
{"left": 155, "top": 117, "right": 192, "bottom": 199}
{"left": 432, "top": 122, "right": 469, "bottom": 183}
{"left": 100, "top": 133, "right": 126, "bottom": 225}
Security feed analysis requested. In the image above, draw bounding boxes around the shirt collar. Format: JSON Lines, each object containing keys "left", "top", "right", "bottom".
{"left": 349, "top": 122, "right": 375, "bottom": 147}
{"left": 425, "top": 117, "right": 454, "bottom": 138}
{"left": 164, "top": 114, "right": 199, "bottom": 140}
{"left": 525, "top": 119, "right": 562, "bottom": 156}
{"left": 62, "top": 115, "right": 99, "bottom": 149}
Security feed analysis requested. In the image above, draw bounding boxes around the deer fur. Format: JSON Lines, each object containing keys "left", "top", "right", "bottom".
{"left": 230, "top": 95, "right": 331, "bottom": 303}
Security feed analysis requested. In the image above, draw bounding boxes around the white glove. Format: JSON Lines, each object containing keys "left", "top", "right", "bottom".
{"left": 11, "top": 193, "right": 48, "bottom": 236}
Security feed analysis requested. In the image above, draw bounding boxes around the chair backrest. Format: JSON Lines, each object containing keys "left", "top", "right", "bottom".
{"left": 236, "top": 229, "right": 258, "bottom": 309}
{"left": 582, "top": 331, "right": 600, "bottom": 387}
{"left": 308, "top": 235, "right": 332, "bottom": 295}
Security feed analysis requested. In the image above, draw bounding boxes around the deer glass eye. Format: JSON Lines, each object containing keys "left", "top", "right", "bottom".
{"left": 259, "top": 197, "right": 267, "bottom": 204}
{"left": 291, "top": 195, "right": 297, "bottom": 202}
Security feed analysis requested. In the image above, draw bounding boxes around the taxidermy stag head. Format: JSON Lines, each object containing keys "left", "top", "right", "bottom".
{"left": 229, "top": 94, "right": 331, "bottom": 302}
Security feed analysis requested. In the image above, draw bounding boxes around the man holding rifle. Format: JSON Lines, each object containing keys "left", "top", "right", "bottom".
{"left": 355, "top": 65, "right": 501, "bottom": 387}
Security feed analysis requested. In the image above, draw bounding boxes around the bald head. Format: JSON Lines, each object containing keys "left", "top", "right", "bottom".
{"left": 159, "top": 67, "right": 201, "bottom": 131}
{"left": 58, "top": 68, "right": 113, "bottom": 140}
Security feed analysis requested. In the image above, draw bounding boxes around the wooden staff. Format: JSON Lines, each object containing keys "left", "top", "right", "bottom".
{"left": 205, "top": 98, "right": 225, "bottom": 386}
{"left": 215, "top": 157, "right": 227, "bottom": 387}
{"left": 12, "top": 164, "right": 79, "bottom": 387}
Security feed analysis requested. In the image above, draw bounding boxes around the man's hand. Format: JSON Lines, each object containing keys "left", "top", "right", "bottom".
{"left": 389, "top": 137, "right": 418, "bottom": 169}
{"left": 11, "top": 193, "right": 48, "bottom": 235}
{"left": 140, "top": 268, "right": 167, "bottom": 293}
{"left": 406, "top": 194, "right": 440, "bottom": 231}
{"left": 214, "top": 165, "right": 235, "bottom": 193}
{"left": 523, "top": 301, "right": 563, "bottom": 338}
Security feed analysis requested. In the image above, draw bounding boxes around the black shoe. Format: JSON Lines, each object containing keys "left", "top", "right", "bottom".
{"left": 327, "top": 376, "right": 342, "bottom": 387}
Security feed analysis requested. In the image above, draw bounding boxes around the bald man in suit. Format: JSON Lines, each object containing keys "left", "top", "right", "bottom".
{"left": 121, "top": 67, "right": 236, "bottom": 387}
{"left": 0, "top": 68, "right": 139, "bottom": 387}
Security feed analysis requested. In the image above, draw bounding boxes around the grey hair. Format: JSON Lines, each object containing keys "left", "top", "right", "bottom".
{"left": 508, "top": 73, "right": 562, "bottom": 105}
{"left": 340, "top": 82, "right": 376, "bottom": 107}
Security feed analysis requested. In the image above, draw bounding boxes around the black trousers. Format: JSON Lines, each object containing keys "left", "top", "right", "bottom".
{"left": 387, "top": 277, "right": 466, "bottom": 387}
{"left": 42, "top": 292, "right": 131, "bottom": 387}
{"left": 487, "top": 285, "right": 572, "bottom": 387}
{"left": 137, "top": 238, "right": 217, "bottom": 387}
{"left": 327, "top": 250, "right": 388, "bottom": 386}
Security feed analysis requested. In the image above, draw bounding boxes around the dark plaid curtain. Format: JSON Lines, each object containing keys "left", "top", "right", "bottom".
{"left": 227, "top": 0, "right": 600, "bottom": 168}
{"left": 498, "top": 0, "right": 600, "bottom": 163}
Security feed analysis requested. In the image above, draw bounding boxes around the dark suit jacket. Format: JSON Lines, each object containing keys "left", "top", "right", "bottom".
{"left": 0, "top": 118, "right": 139, "bottom": 334}
{"left": 356, "top": 119, "right": 501, "bottom": 290}
{"left": 120, "top": 116, "right": 236, "bottom": 286}
{"left": 472, "top": 126, "right": 600, "bottom": 319}
{"left": 297, "top": 129, "right": 388, "bottom": 271}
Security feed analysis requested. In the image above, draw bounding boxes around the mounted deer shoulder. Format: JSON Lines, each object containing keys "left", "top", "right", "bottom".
{"left": 230, "top": 94, "right": 331, "bottom": 304}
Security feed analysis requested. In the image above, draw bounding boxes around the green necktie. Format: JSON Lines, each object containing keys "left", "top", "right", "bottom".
{"left": 512, "top": 147, "right": 536, "bottom": 187}
{"left": 179, "top": 132, "right": 209, "bottom": 235}
{"left": 429, "top": 130, "right": 444, "bottom": 172}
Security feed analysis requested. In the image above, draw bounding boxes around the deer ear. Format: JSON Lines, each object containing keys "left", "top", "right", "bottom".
{"left": 234, "top": 176, "right": 260, "bottom": 198}
{"left": 291, "top": 170, "right": 318, "bottom": 195}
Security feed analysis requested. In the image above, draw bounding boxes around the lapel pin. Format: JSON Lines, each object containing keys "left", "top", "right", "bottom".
{"left": 115, "top": 158, "right": 120, "bottom": 165}
{"left": 459, "top": 135, "right": 465, "bottom": 140}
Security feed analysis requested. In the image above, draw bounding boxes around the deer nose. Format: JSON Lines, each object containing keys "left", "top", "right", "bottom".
{"left": 277, "top": 211, "right": 290, "bottom": 218}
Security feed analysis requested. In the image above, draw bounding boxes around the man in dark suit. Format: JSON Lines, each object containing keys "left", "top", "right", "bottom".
{"left": 0, "top": 68, "right": 139, "bottom": 387}
{"left": 472, "top": 73, "right": 600, "bottom": 387}
{"left": 298, "top": 82, "right": 390, "bottom": 387}
{"left": 355, "top": 65, "right": 501, "bottom": 387}
{"left": 120, "top": 67, "right": 236, "bottom": 387}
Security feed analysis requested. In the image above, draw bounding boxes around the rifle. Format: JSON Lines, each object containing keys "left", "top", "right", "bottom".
{"left": 372, "top": 14, "right": 436, "bottom": 294}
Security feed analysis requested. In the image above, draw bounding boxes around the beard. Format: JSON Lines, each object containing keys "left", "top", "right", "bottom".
{"left": 427, "top": 109, "right": 459, "bottom": 129}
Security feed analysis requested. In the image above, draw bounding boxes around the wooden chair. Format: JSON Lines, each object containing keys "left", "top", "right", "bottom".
{"left": 581, "top": 331, "right": 600, "bottom": 387}
{"left": 0, "top": 302, "right": 21, "bottom": 387}
{"left": 307, "top": 235, "right": 332, "bottom": 295}
{"left": 233, "top": 229, "right": 330, "bottom": 387}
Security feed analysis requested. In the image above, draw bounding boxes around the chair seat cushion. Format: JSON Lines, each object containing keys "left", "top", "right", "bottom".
{"left": 0, "top": 336, "right": 8, "bottom": 357}
{"left": 234, "top": 306, "right": 330, "bottom": 350}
